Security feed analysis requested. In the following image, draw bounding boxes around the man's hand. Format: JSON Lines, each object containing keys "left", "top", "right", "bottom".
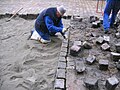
{"left": 62, "top": 28, "right": 68, "bottom": 33}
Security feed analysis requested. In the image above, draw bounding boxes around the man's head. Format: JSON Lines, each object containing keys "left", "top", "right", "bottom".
{"left": 56, "top": 5, "right": 66, "bottom": 17}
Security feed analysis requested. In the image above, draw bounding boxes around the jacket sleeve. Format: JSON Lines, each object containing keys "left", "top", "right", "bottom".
{"left": 58, "top": 20, "right": 63, "bottom": 28}
{"left": 44, "top": 16, "right": 63, "bottom": 33}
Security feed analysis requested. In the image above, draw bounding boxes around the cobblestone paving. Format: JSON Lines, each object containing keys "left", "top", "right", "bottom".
{"left": 0, "top": 0, "right": 105, "bottom": 17}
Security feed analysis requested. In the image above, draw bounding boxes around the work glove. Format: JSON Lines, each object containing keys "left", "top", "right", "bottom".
{"left": 62, "top": 28, "right": 68, "bottom": 33}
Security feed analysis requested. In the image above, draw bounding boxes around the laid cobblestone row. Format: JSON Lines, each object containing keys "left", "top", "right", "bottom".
{"left": 54, "top": 30, "right": 70, "bottom": 90}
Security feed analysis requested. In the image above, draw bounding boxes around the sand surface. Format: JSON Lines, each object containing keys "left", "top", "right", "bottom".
{"left": 0, "top": 17, "right": 64, "bottom": 90}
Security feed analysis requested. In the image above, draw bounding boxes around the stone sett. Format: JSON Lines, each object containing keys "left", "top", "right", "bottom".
{"left": 99, "top": 59, "right": 109, "bottom": 70}
{"left": 60, "top": 46, "right": 68, "bottom": 53}
{"left": 60, "top": 51, "right": 67, "bottom": 57}
{"left": 86, "top": 55, "right": 96, "bottom": 64}
{"left": 58, "top": 61, "right": 66, "bottom": 69}
{"left": 54, "top": 79, "right": 65, "bottom": 89}
{"left": 115, "top": 42, "right": 120, "bottom": 53}
{"left": 105, "top": 76, "right": 119, "bottom": 90}
{"left": 70, "top": 45, "right": 81, "bottom": 56}
{"left": 59, "top": 56, "right": 66, "bottom": 62}
{"left": 84, "top": 77, "right": 99, "bottom": 90}
{"left": 103, "top": 36, "right": 110, "bottom": 43}
{"left": 56, "top": 69, "right": 66, "bottom": 79}
{"left": 75, "top": 59, "right": 86, "bottom": 73}
{"left": 101, "top": 43, "right": 110, "bottom": 51}
{"left": 96, "top": 36, "right": 104, "bottom": 44}
{"left": 111, "top": 52, "right": 120, "bottom": 62}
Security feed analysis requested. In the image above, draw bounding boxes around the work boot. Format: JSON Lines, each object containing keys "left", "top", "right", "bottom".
{"left": 30, "top": 30, "right": 41, "bottom": 40}
{"left": 39, "top": 38, "right": 51, "bottom": 44}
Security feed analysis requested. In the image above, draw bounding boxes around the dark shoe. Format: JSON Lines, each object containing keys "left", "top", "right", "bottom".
{"left": 110, "top": 24, "right": 118, "bottom": 29}
{"left": 104, "top": 28, "right": 110, "bottom": 34}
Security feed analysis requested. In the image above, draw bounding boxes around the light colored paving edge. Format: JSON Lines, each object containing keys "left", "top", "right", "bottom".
{"left": 54, "top": 30, "right": 70, "bottom": 90}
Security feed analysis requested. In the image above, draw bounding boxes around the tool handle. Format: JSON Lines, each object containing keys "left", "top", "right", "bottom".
{"left": 6, "top": 7, "right": 23, "bottom": 22}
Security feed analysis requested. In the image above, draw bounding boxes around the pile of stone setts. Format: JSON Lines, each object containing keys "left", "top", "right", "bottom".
{"left": 69, "top": 16, "right": 120, "bottom": 90}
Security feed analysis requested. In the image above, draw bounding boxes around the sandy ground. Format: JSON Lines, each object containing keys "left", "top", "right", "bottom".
{"left": 0, "top": 17, "right": 67, "bottom": 90}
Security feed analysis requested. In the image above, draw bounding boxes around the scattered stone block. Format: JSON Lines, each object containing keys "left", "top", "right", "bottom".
{"left": 86, "top": 55, "right": 96, "bottom": 64}
{"left": 116, "top": 59, "right": 120, "bottom": 70}
{"left": 54, "top": 79, "right": 65, "bottom": 89}
{"left": 99, "top": 59, "right": 109, "bottom": 70}
{"left": 73, "top": 40, "right": 82, "bottom": 46}
{"left": 103, "top": 36, "right": 110, "bottom": 43}
{"left": 83, "top": 41, "right": 92, "bottom": 49}
{"left": 101, "top": 43, "right": 110, "bottom": 51}
{"left": 56, "top": 69, "right": 66, "bottom": 79}
{"left": 90, "top": 16, "right": 98, "bottom": 23}
{"left": 105, "top": 77, "right": 119, "bottom": 90}
{"left": 58, "top": 61, "right": 66, "bottom": 69}
{"left": 75, "top": 60, "right": 86, "bottom": 73}
{"left": 84, "top": 77, "right": 99, "bottom": 90}
{"left": 115, "top": 32, "right": 120, "bottom": 39}
{"left": 92, "top": 21, "right": 101, "bottom": 28}
{"left": 91, "top": 32, "right": 97, "bottom": 37}
{"left": 115, "top": 42, "right": 120, "bottom": 53}
{"left": 111, "top": 52, "right": 120, "bottom": 62}
{"left": 96, "top": 36, "right": 104, "bottom": 44}
{"left": 99, "top": 17, "right": 103, "bottom": 24}
{"left": 62, "top": 15, "right": 71, "bottom": 19}
{"left": 73, "top": 16, "right": 83, "bottom": 22}
{"left": 70, "top": 45, "right": 81, "bottom": 56}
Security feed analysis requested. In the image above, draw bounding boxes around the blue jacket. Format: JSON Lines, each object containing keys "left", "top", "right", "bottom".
{"left": 103, "top": 0, "right": 120, "bottom": 30}
{"left": 35, "top": 7, "right": 63, "bottom": 40}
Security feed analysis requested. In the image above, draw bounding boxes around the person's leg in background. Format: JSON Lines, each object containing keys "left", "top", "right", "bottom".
{"left": 110, "top": 1, "right": 120, "bottom": 28}
{"left": 103, "top": 0, "right": 113, "bottom": 33}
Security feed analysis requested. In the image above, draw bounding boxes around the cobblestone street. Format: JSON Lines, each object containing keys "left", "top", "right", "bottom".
{"left": 0, "top": 0, "right": 104, "bottom": 17}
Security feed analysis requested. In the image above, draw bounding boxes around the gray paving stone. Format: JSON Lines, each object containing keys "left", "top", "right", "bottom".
{"left": 86, "top": 55, "right": 96, "bottom": 64}
{"left": 56, "top": 69, "right": 66, "bottom": 79}
{"left": 101, "top": 43, "right": 110, "bottom": 51}
{"left": 59, "top": 56, "right": 66, "bottom": 62}
{"left": 111, "top": 52, "right": 120, "bottom": 62}
{"left": 60, "top": 46, "right": 68, "bottom": 53}
{"left": 83, "top": 41, "right": 92, "bottom": 49}
{"left": 115, "top": 32, "right": 120, "bottom": 39}
{"left": 99, "top": 59, "right": 109, "bottom": 70}
{"left": 61, "top": 41, "right": 68, "bottom": 48}
{"left": 96, "top": 36, "right": 104, "bottom": 44}
{"left": 105, "top": 77, "right": 119, "bottom": 90}
{"left": 73, "top": 40, "right": 82, "bottom": 46}
{"left": 75, "top": 59, "right": 86, "bottom": 73}
{"left": 58, "top": 61, "right": 66, "bottom": 69}
{"left": 89, "top": 16, "right": 98, "bottom": 23}
{"left": 103, "top": 36, "right": 110, "bottom": 43}
{"left": 84, "top": 77, "right": 99, "bottom": 90}
{"left": 91, "top": 32, "right": 98, "bottom": 37}
{"left": 70, "top": 45, "right": 81, "bottom": 56}
{"left": 92, "top": 20, "right": 101, "bottom": 28}
{"left": 116, "top": 59, "right": 120, "bottom": 70}
{"left": 60, "top": 51, "right": 67, "bottom": 57}
{"left": 54, "top": 79, "right": 65, "bottom": 89}
{"left": 115, "top": 42, "right": 120, "bottom": 53}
